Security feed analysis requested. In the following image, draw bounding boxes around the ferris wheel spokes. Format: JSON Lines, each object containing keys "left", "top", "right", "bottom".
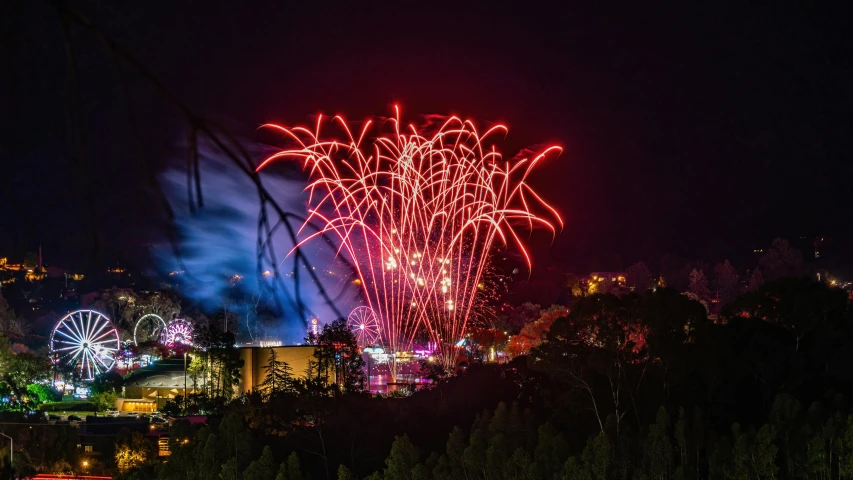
{"left": 49, "top": 310, "right": 120, "bottom": 381}
{"left": 347, "top": 306, "right": 381, "bottom": 349}
{"left": 134, "top": 313, "right": 167, "bottom": 345}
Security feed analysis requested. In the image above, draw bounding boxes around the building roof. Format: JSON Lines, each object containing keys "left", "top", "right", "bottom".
{"left": 123, "top": 358, "right": 203, "bottom": 388}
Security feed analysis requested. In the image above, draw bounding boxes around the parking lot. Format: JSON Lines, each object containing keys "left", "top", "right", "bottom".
{"left": 43, "top": 411, "right": 170, "bottom": 428}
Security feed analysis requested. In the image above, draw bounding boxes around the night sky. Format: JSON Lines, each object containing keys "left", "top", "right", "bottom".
{"left": 2, "top": 2, "right": 851, "bottom": 275}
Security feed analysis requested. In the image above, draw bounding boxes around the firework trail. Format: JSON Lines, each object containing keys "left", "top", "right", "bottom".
{"left": 257, "top": 107, "right": 562, "bottom": 372}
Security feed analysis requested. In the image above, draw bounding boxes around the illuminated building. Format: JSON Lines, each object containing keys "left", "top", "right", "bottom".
{"left": 119, "top": 346, "right": 324, "bottom": 410}
{"left": 120, "top": 358, "right": 200, "bottom": 412}
{"left": 237, "top": 345, "right": 329, "bottom": 395}
{"left": 583, "top": 272, "right": 627, "bottom": 294}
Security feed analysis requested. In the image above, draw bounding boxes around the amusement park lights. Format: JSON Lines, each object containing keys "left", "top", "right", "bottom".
{"left": 258, "top": 106, "right": 561, "bottom": 371}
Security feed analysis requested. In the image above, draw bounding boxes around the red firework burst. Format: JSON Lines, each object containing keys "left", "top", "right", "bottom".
{"left": 258, "top": 106, "right": 562, "bottom": 372}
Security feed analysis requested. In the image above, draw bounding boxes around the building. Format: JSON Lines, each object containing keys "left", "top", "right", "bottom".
{"left": 583, "top": 272, "right": 627, "bottom": 294}
{"left": 120, "top": 358, "right": 199, "bottom": 412}
{"left": 78, "top": 416, "right": 165, "bottom": 469}
{"left": 237, "top": 345, "right": 318, "bottom": 395}
{"left": 119, "top": 345, "right": 320, "bottom": 410}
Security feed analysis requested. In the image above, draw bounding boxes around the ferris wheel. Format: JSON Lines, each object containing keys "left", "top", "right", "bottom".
{"left": 133, "top": 313, "right": 167, "bottom": 345}
{"left": 49, "top": 310, "right": 120, "bottom": 381}
{"left": 347, "top": 306, "right": 381, "bottom": 348}
{"left": 162, "top": 318, "right": 194, "bottom": 346}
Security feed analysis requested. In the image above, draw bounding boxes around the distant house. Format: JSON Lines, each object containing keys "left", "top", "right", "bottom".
{"left": 45, "top": 265, "right": 68, "bottom": 279}
{"left": 583, "top": 272, "right": 627, "bottom": 294}
{"left": 79, "top": 416, "right": 163, "bottom": 464}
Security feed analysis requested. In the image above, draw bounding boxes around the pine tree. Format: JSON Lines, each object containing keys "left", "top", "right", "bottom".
{"left": 260, "top": 348, "right": 293, "bottom": 397}
{"left": 688, "top": 269, "right": 710, "bottom": 300}
{"left": 243, "top": 446, "right": 277, "bottom": 480}
{"left": 198, "top": 434, "right": 221, "bottom": 480}
{"left": 533, "top": 422, "right": 570, "bottom": 479}
{"left": 412, "top": 464, "right": 431, "bottom": 480}
{"left": 384, "top": 435, "right": 419, "bottom": 480}
{"left": 219, "top": 457, "right": 237, "bottom": 480}
{"left": 644, "top": 407, "right": 674, "bottom": 479}
{"left": 627, "top": 261, "right": 654, "bottom": 292}
{"left": 751, "top": 424, "right": 779, "bottom": 478}
{"left": 336, "top": 464, "right": 357, "bottom": 480}
{"left": 713, "top": 260, "right": 740, "bottom": 306}
{"left": 274, "top": 452, "right": 304, "bottom": 480}
{"left": 446, "top": 426, "right": 468, "bottom": 479}
{"left": 673, "top": 407, "right": 689, "bottom": 477}
{"left": 489, "top": 401, "right": 509, "bottom": 435}
{"left": 507, "top": 447, "right": 533, "bottom": 480}
{"left": 563, "top": 456, "right": 592, "bottom": 480}
{"left": 731, "top": 424, "right": 752, "bottom": 478}
{"left": 463, "top": 427, "right": 488, "bottom": 479}
{"left": 691, "top": 407, "right": 706, "bottom": 480}
{"left": 760, "top": 238, "right": 804, "bottom": 279}
{"left": 430, "top": 454, "right": 453, "bottom": 480}
{"left": 582, "top": 432, "right": 612, "bottom": 480}
{"left": 840, "top": 419, "right": 853, "bottom": 477}
{"left": 485, "top": 433, "right": 508, "bottom": 480}
{"left": 313, "top": 318, "right": 366, "bottom": 392}
{"left": 748, "top": 267, "right": 765, "bottom": 292}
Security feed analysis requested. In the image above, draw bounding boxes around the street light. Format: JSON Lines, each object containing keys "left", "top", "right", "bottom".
{"left": 0, "top": 432, "right": 12, "bottom": 468}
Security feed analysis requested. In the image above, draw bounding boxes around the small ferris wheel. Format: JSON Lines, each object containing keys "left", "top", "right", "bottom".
{"left": 133, "top": 313, "right": 167, "bottom": 345}
{"left": 162, "top": 318, "right": 194, "bottom": 346}
{"left": 347, "top": 306, "right": 381, "bottom": 348}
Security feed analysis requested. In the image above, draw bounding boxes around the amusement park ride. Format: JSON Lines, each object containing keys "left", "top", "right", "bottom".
{"left": 49, "top": 310, "right": 120, "bottom": 382}
{"left": 47, "top": 304, "right": 449, "bottom": 396}
{"left": 345, "top": 306, "right": 444, "bottom": 391}
{"left": 49, "top": 310, "right": 195, "bottom": 394}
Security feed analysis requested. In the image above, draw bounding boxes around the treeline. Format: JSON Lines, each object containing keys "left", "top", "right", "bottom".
{"left": 503, "top": 237, "right": 817, "bottom": 322}
{"left": 124, "top": 277, "right": 853, "bottom": 480}
{"left": 355, "top": 277, "right": 853, "bottom": 479}
{"left": 158, "top": 391, "right": 853, "bottom": 480}
{"left": 361, "top": 392, "right": 853, "bottom": 480}
{"left": 153, "top": 411, "right": 311, "bottom": 480}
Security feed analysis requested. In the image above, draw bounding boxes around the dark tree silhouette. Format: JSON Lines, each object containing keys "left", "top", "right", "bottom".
{"left": 714, "top": 260, "right": 740, "bottom": 306}
{"left": 310, "top": 318, "right": 365, "bottom": 393}
{"left": 688, "top": 269, "right": 710, "bottom": 300}
{"left": 260, "top": 348, "right": 294, "bottom": 397}
{"left": 626, "top": 261, "right": 654, "bottom": 293}
{"left": 760, "top": 238, "right": 805, "bottom": 279}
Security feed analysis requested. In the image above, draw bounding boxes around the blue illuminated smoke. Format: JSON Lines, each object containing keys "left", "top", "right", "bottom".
{"left": 154, "top": 142, "right": 356, "bottom": 344}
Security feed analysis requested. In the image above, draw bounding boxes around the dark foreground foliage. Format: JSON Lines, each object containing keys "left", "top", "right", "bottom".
{"left": 114, "top": 279, "right": 853, "bottom": 479}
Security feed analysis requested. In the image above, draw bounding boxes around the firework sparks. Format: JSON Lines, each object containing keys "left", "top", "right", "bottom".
{"left": 258, "top": 107, "right": 561, "bottom": 372}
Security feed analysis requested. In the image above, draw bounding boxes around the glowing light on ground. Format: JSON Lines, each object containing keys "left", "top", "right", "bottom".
{"left": 258, "top": 106, "right": 561, "bottom": 373}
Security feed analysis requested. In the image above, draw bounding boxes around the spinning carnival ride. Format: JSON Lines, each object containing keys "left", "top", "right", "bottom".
{"left": 49, "top": 310, "right": 120, "bottom": 381}
{"left": 162, "top": 318, "right": 194, "bottom": 346}
{"left": 133, "top": 313, "right": 167, "bottom": 345}
{"left": 347, "top": 306, "right": 381, "bottom": 349}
